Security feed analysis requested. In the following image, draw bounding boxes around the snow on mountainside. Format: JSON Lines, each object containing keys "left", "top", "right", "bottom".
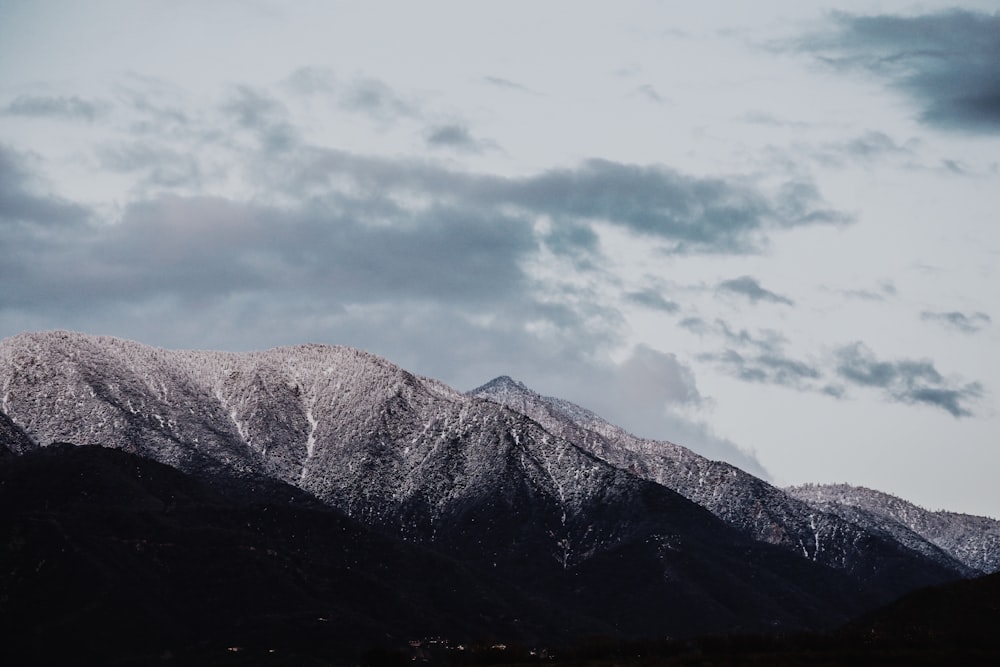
{"left": 0, "top": 331, "right": 979, "bottom": 635}
{"left": 471, "top": 376, "right": 979, "bottom": 583}
{"left": 787, "top": 484, "right": 1000, "bottom": 575}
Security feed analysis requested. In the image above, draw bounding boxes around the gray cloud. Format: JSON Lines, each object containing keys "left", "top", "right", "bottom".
{"left": 222, "top": 86, "right": 299, "bottom": 154}
{"left": 636, "top": 84, "right": 665, "bottom": 104}
{"left": 797, "top": 9, "right": 1000, "bottom": 133}
{"left": 717, "top": 275, "right": 794, "bottom": 305}
{"left": 679, "top": 316, "right": 710, "bottom": 335}
{"left": 701, "top": 348, "right": 821, "bottom": 387}
{"left": 700, "top": 322, "right": 821, "bottom": 389}
{"left": 280, "top": 149, "right": 849, "bottom": 256}
{"left": 482, "top": 76, "right": 536, "bottom": 94}
{"left": 804, "top": 131, "right": 916, "bottom": 169}
{"left": 921, "top": 310, "right": 991, "bottom": 334}
{"left": 828, "top": 279, "right": 897, "bottom": 302}
{"left": 626, "top": 289, "right": 680, "bottom": 313}
{"left": 285, "top": 68, "right": 418, "bottom": 123}
{"left": 424, "top": 124, "right": 494, "bottom": 153}
{"left": 741, "top": 111, "right": 809, "bottom": 128}
{"left": 686, "top": 317, "right": 985, "bottom": 417}
{"left": 97, "top": 142, "right": 202, "bottom": 188}
{"left": 339, "top": 76, "right": 417, "bottom": 122}
{"left": 0, "top": 146, "right": 91, "bottom": 230}
{"left": 0, "top": 146, "right": 93, "bottom": 311}
{"left": 3, "top": 95, "right": 104, "bottom": 122}
{"left": 834, "top": 342, "right": 983, "bottom": 417}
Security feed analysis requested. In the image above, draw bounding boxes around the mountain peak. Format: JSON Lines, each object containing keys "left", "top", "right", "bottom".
{"left": 470, "top": 375, "right": 532, "bottom": 396}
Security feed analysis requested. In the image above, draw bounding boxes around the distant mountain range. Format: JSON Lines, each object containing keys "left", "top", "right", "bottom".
{"left": 1, "top": 331, "right": 997, "bottom": 662}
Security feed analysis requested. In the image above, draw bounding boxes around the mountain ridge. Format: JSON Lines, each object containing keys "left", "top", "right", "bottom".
{"left": 470, "top": 374, "right": 987, "bottom": 583}
{"left": 0, "top": 330, "right": 988, "bottom": 646}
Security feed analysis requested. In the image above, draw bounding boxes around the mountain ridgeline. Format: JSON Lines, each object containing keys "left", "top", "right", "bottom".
{"left": 1, "top": 331, "right": 996, "bottom": 660}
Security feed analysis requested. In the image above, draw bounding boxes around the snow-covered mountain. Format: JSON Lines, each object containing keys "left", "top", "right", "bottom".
{"left": 471, "top": 376, "right": 985, "bottom": 581}
{"left": 787, "top": 483, "right": 1000, "bottom": 575}
{"left": 0, "top": 331, "right": 980, "bottom": 639}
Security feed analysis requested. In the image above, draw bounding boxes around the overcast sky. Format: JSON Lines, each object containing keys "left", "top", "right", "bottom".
{"left": 2, "top": 1, "right": 998, "bottom": 517}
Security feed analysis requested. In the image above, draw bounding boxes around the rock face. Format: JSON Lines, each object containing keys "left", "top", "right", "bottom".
{"left": 787, "top": 483, "right": 1000, "bottom": 575}
{"left": 0, "top": 331, "right": 979, "bottom": 645}
{"left": 0, "top": 410, "right": 34, "bottom": 456}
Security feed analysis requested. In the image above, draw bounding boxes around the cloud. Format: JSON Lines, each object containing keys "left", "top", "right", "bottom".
{"left": 834, "top": 342, "right": 983, "bottom": 417}
{"left": 636, "top": 84, "right": 665, "bottom": 104}
{"left": 3, "top": 95, "right": 104, "bottom": 122}
{"left": 740, "top": 111, "right": 808, "bottom": 128}
{"left": 284, "top": 68, "right": 419, "bottom": 123}
{"left": 617, "top": 344, "right": 703, "bottom": 408}
{"left": 626, "top": 289, "right": 680, "bottom": 313}
{"left": 679, "top": 317, "right": 710, "bottom": 335}
{"left": 97, "top": 142, "right": 202, "bottom": 188}
{"left": 424, "top": 124, "right": 495, "bottom": 153}
{"left": 699, "top": 322, "right": 821, "bottom": 390}
{"left": 0, "top": 145, "right": 90, "bottom": 230}
{"left": 482, "top": 76, "right": 536, "bottom": 94}
{"left": 702, "top": 348, "right": 821, "bottom": 387}
{"left": 810, "top": 131, "right": 915, "bottom": 168}
{"left": 503, "top": 160, "right": 849, "bottom": 254}
{"left": 222, "top": 86, "right": 299, "bottom": 153}
{"left": 796, "top": 9, "right": 1000, "bottom": 133}
{"left": 717, "top": 275, "right": 794, "bottom": 305}
{"left": 339, "top": 76, "right": 417, "bottom": 122}
{"left": 278, "top": 149, "right": 849, "bottom": 256}
{"left": 921, "top": 310, "right": 991, "bottom": 334}
{"left": 834, "top": 280, "right": 897, "bottom": 302}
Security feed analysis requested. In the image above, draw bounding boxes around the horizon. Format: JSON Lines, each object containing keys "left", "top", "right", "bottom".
{"left": 1, "top": 1, "right": 998, "bottom": 518}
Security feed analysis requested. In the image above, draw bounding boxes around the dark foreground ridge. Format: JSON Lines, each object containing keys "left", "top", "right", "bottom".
{"left": 0, "top": 444, "right": 590, "bottom": 664}
{"left": 3, "top": 444, "right": 998, "bottom": 666}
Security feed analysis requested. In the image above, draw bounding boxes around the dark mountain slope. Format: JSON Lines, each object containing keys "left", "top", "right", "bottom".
{"left": 0, "top": 444, "right": 609, "bottom": 665}
{"left": 844, "top": 570, "right": 1000, "bottom": 647}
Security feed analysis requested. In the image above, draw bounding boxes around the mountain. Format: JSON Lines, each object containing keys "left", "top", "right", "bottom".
{"left": 0, "top": 331, "right": 980, "bottom": 649}
{"left": 470, "top": 375, "right": 975, "bottom": 591}
{"left": 0, "top": 443, "right": 601, "bottom": 664}
{"left": 787, "top": 483, "right": 1000, "bottom": 575}
{"left": 842, "top": 570, "right": 1000, "bottom": 651}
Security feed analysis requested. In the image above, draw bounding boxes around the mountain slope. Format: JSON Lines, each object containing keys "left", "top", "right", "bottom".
{"left": 0, "top": 331, "right": 970, "bottom": 641}
{"left": 788, "top": 483, "right": 1000, "bottom": 575}
{"left": 0, "top": 443, "right": 606, "bottom": 664}
{"left": 470, "top": 376, "right": 974, "bottom": 591}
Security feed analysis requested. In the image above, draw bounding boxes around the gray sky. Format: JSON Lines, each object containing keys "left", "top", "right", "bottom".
{"left": 2, "top": 0, "right": 998, "bottom": 516}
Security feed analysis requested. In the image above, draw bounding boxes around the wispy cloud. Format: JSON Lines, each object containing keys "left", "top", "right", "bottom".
{"left": 699, "top": 322, "right": 820, "bottom": 389}
{"left": 921, "top": 310, "right": 991, "bottom": 334}
{"left": 717, "top": 276, "right": 794, "bottom": 305}
{"left": 626, "top": 289, "right": 680, "bottom": 313}
{"left": 3, "top": 95, "right": 105, "bottom": 122}
{"left": 424, "top": 124, "right": 495, "bottom": 153}
{"left": 834, "top": 342, "right": 983, "bottom": 417}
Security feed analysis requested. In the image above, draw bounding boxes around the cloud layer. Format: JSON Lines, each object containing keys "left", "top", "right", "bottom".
{"left": 799, "top": 9, "right": 1000, "bottom": 133}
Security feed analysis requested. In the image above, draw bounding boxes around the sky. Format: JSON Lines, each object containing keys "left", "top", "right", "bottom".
{"left": 1, "top": 1, "right": 998, "bottom": 517}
